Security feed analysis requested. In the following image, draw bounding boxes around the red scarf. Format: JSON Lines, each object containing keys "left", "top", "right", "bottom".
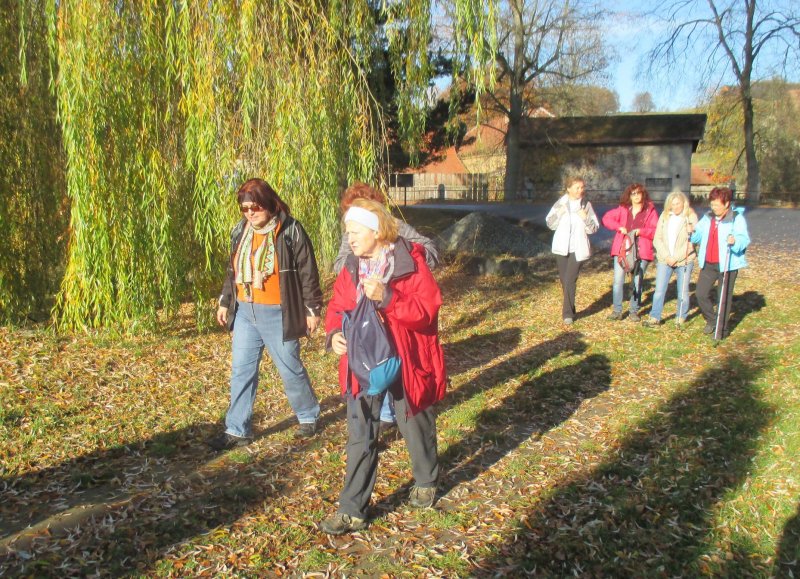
{"left": 706, "top": 217, "right": 720, "bottom": 264}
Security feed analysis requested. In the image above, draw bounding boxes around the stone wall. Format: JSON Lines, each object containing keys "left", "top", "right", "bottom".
{"left": 519, "top": 143, "right": 695, "bottom": 202}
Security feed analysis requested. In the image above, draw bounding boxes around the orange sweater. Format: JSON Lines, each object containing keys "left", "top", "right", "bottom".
{"left": 236, "top": 228, "right": 281, "bottom": 305}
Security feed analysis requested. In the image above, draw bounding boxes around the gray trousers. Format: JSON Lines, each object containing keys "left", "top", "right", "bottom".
{"left": 556, "top": 253, "right": 583, "bottom": 319}
{"left": 338, "top": 387, "right": 439, "bottom": 519}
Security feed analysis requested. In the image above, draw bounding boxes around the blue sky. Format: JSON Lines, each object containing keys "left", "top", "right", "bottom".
{"left": 432, "top": 2, "right": 798, "bottom": 113}
{"left": 604, "top": 5, "right": 703, "bottom": 112}
{"left": 605, "top": 1, "right": 799, "bottom": 112}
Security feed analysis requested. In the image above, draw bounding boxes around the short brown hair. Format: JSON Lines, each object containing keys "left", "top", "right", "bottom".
{"left": 341, "top": 182, "right": 386, "bottom": 212}
{"left": 565, "top": 176, "right": 585, "bottom": 189}
{"left": 709, "top": 187, "right": 733, "bottom": 205}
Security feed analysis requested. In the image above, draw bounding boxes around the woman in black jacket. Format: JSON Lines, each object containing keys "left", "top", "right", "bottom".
{"left": 210, "top": 178, "right": 323, "bottom": 450}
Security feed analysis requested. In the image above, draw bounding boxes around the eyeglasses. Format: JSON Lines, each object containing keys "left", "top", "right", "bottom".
{"left": 240, "top": 204, "right": 265, "bottom": 214}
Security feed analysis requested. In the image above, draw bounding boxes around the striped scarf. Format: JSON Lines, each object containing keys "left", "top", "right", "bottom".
{"left": 357, "top": 243, "right": 395, "bottom": 301}
{"left": 235, "top": 218, "right": 278, "bottom": 302}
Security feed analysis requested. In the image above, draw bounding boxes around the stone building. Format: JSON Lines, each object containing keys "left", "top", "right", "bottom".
{"left": 388, "top": 113, "right": 707, "bottom": 204}
{"left": 518, "top": 114, "right": 708, "bottom": 202}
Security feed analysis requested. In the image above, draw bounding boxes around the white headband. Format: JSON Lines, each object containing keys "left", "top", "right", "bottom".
{"left": 344, "top": 206, "right": 380, "bottom": 232}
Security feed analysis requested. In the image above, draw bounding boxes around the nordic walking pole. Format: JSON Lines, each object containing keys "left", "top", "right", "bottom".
{"left": 713, "top": 238, "right": 734, "bottom": 341}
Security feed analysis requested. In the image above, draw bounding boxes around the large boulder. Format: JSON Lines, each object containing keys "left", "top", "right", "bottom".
{"left": 436, "top": 211, "right": 549, "bottom": 258}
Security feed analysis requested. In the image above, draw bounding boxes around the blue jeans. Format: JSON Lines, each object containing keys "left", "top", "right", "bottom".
{"left": 612, "top": 259, "right": 650, "bottom": 314}
{"left": 649, "top": 261, "right": 694, "bottom": 322}
{"left": 226, "top": 301, "right": 319, "bottom": 438}
{"left": 380, "top": 395, "right": 396, "bottom": 423}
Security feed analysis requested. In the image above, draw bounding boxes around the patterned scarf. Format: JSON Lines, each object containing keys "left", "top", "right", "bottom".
{"left": 357, "top": 243, "right": 395, "bottom": 301}
{"left": 235, "top": 217, "right": 278, "bottom": 302}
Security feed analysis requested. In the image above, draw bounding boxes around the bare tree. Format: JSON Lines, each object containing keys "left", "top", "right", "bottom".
{"left": 633, "top": 91, "right": 656, "bottom": 112}
{"left": 484, "top": 0, "right": 609, "bottom": 198}
{"left": 648, "top": 0, "right": 800, "bottom": 203}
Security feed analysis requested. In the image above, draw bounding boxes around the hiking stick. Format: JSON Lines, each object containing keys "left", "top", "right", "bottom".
{"left": 681, "top": 216, "right": 692, "bottom": 321}
{"left": 714, "top": 240, "right": 734, "bottom": 341}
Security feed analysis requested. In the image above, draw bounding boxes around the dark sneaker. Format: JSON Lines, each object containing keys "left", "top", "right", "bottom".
{"left": 628, "top": 311, "right": 640, "bottom": 322}
{"left": 607, "top": 311, "right": 622, "bottom": 321}
{"left": 408, "top": 486, "right": 436, "bottom": 509}
{"left": 641, "top": 317, "right": 659, "bottom": 328}
{"left": 208, "top": 432, "right": 252, "bottom": 451}
{"left": 319, "top": 513, "right": 368, "bottom": 535}
{"left": 295, "top": 421, "right": 318, "bottom": 438}
{"left": 703, "top": 322, "right": 715, "bottom": 334}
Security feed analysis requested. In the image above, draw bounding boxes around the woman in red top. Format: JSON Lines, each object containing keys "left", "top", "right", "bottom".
{"left": 320, "top": 195, "right": 447, "bottom": 535}
{"left": 601, "top": 183, "right": 659, "bottom": 322}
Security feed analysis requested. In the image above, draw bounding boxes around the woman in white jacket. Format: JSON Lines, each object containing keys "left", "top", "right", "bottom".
{"left": 546, "top": 177, "right": 600, "bottom": 325}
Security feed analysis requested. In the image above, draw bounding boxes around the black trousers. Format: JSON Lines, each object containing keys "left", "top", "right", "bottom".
{"left": 556, "top": 253, "right": 583, "bottom": 319}
{"left": 338, "top": 387, "right": 438, "bottom": 520}
{"left": 696, "top": 263, "right": 738, "bottom": 334}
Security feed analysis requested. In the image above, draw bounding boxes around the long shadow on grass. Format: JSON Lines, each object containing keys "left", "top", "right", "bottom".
{"left": 443, "top": 328, "right": 521, "bottom": 377}
{"left": 474, "top": 350, "right": 775, "bottom": 577}
{"left": 0, "top": 394, "right": 345, "bottom": 571}
{"left": 775, "top": 503, "right": 800, "bottom": 577}
{"left": 373, "top": 331, "right": 594, "bottom": 514}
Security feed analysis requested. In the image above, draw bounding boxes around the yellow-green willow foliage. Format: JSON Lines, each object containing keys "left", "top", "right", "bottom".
{"left": 11, "top": 0, "right": 496, "bottom": 331}
{"left": 0, "top": 0, "right": 67, "bottom": 323}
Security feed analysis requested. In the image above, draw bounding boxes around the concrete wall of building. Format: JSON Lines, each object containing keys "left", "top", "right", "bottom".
{"left": 520, "top": 143, "right": 695, "bottom": 202}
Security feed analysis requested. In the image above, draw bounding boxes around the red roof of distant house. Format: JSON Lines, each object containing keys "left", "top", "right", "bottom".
{"left": 408, "top": 107, "right": 555, "bottom": 173}
{"left": 405, "top": 145, "right": 468, "bottom": 174}
{"left": 691, "top": 166, "right": 732, "bottom": 185}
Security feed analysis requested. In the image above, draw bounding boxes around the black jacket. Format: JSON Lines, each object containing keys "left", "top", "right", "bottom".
{"left": 219, "top": 211, "right": 323, "bottom": 341}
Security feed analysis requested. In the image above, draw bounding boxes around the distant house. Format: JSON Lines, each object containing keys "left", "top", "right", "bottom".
{"left": 690, "top": 166, "right": 735, "bottom": 201}
{"left": 518, "top": 114, "right": 708, "bottom": 202}
{"left": 389, "top": 113, "right": 707, "bottom": 203}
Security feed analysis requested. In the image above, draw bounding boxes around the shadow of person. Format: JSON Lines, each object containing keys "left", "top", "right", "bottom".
{"left": 371, "top": 331, "right": 591, "bottom": 515}
{"left": 727, "top": 290, "right": 766, "bottom": 334}
{"left": 471, "top": 350, "right": 774, "bottom": 577}
{"left": 578, "top": 288, "right": 612, "bottom": 320}
{"left": 436, "top": 352, "right": 611, "bottom": 499}
{"left": 774, "top": 502, "right": 800, "bottom": 578}
{"left": 442, "top": 328, "right": 522, "bottom": 377}
{"left": 0, "top": 394, "right": 345, "bottom": 569}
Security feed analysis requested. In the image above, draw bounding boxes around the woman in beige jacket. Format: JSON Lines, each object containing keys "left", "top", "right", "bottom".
{"left": 642, "top": 192, "right": 698, "bottom": 327}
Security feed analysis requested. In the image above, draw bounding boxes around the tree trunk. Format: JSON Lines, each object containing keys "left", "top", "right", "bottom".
{"left": 741, "top": 93, "right": 760, "bottom": 204}
{"left": 504, "top": 113, "right": 522, "bottom": 200}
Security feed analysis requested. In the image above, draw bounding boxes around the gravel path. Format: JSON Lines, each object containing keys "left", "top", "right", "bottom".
{"left": 416, "top": 202, "right": 800, "bottom": 252}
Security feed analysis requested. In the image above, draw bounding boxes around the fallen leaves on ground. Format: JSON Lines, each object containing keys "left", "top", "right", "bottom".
{"left": 1, "top": 243, "right": 799, "bottom": 577}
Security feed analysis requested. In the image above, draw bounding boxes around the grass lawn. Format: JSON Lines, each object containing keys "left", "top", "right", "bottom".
{"left": 1, "top": 209, "right": 799, "bottom": 577}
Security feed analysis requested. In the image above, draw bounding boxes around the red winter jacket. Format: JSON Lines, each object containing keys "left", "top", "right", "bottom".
{"left": 601, "top": 202, "right": 659, "bottom": 261}
{"left": 325, "top": 239, "right": 447, "bottom": 416}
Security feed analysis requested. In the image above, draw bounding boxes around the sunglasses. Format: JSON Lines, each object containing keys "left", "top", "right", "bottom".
{"left": 240, "top": 204, "right": 265, "bottom": 214}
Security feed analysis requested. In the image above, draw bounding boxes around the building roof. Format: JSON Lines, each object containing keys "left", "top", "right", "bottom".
{"left": 404, "top": 145, "right": 468, "bottom": 174}
{"left": 520, "top": 114, "right": 708, "bottom": 152}
{"left": 691, "top": 165, "right": 733, "bottom": 186}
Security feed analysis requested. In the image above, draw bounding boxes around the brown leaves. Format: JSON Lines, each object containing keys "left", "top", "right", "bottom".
{"left": 2, "top": 245, "right": 800, "bottom": 576}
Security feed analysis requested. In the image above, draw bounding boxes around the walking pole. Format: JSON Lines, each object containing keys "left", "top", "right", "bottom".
{"left": 713, "top": 240, "right": 733, "bottom": 341}
{"left": 680, "top": 217, "right": 691, "bottom": 325}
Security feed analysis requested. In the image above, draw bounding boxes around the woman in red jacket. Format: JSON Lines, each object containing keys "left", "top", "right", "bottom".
{"left": 601, "top": 183, "right": 659, "bottom": 322}
{"left": 320, "top": 195, "right": 447, "bottom": 535}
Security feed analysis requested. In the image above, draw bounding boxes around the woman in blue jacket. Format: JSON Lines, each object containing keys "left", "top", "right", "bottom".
{"left": 690, "top": 187, "right": 750, "bottom": 339}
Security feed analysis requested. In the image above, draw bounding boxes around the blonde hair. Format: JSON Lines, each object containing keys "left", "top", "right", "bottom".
{"left": 662, "top": 191, "right": 691, "bottom": 221}
{"left": 348, "top": 198, "right": 398, "bottom": 243}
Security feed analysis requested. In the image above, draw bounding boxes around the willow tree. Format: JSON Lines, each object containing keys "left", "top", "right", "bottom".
{"left": 0, "top": 0, "right": 66, "bottom": 323}
{"left": 26, "top": 0, "right": 496, "bottom": 331}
